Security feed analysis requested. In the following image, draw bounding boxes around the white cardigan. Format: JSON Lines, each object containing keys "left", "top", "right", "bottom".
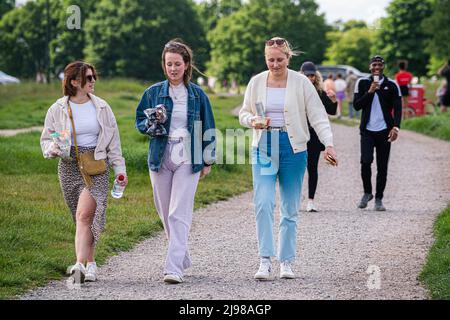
{"left": 239, "top": 69, "right": 334, "bottom": 152}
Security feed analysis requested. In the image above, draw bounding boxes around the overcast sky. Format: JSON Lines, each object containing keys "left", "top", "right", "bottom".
{"left": 316, "top": 0, "right": 391, "bottom": 24}
{"left": 16, "top": 0, "right": 391, "bottom": 24}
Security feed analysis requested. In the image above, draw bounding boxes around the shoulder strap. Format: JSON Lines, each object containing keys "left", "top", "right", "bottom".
{"left": 67, "top": 101, "right": 80, "bottom": 162}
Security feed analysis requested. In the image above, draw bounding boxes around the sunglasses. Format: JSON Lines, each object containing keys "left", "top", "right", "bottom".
{"left": 86, "top": 75, "right": 96, "bottom": 82}
{"left": 265, "top": 39, "right": 286, "bottom": 46}
{"left": 165, "top": 42, "right": 184, "bottom": 49}
{"left": 306, "top": 74, "right": 316, "bottom": 78}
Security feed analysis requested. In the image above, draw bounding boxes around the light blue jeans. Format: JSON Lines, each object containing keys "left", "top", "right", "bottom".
{"left": 251, "top": 131, "right": 307, "bottom": 263}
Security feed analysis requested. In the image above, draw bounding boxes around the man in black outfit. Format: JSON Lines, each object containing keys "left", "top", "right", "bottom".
{"left": 353, "top": 55, "right": 402, "bottom": 211}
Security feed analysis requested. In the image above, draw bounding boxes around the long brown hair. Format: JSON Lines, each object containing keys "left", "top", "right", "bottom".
{"left": 62, "top": 61, "right": 97, "bottom": 96}
{"left": 161, "top": 39, "right": 195, "bottom": 86}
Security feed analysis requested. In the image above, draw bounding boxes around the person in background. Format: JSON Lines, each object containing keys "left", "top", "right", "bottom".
{"left": 394, "top": 61, "right": 413, "bottom": 109}
{"left": 40, "top": 61, "right": 127, "bottom": 284}
{"left": 438, "top": 60, "right": 450, "bottom": 112}
{"left": 239, "top": 37, "right": 337, "bottom": 280}
{"left": 323, "top": 73, "right": 336, "bottom": 94}
{"left": 353, "top": 55, "right": 402, "bottom": 211}
{"left": 299, "top": 62, "right": 337, "bottom": 212}
{"left": 334, "top": 73, "right": 347, "bottom": 118}
{"left": 135, "top": 39, "right": 216, "bottom": 284}
{"left": 436, "top": 80, "right": 447, "bottom": 112}
{"left": 346, "top": 70, "right": 359, "bottom": 119}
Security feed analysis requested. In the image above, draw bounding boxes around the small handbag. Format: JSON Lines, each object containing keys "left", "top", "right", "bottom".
{"left": 68, "top": 102, "right": 107, "bottom": 187}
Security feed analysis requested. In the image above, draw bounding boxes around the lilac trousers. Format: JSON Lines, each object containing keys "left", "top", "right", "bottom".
{"left": 149, "top": 139, "right": 200, "bottom": 277}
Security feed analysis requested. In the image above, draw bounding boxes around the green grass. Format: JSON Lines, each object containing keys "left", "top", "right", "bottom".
{"left": 402, "top": 112, "right": 450, "bottom": 141}
{"left": 420, "top": 204, "right": 450, "bottom": 299}
{"left": 0, "top": 80, "right": 250, "bottom": 299}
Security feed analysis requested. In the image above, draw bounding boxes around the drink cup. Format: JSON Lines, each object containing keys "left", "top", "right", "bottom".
{"left": 253, "top": 116, "right": 269, "bottom": 127}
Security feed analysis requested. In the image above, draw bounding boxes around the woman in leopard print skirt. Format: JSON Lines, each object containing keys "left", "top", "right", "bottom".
{"left": 40, "top": 61, "right": 127, "bottom": 283}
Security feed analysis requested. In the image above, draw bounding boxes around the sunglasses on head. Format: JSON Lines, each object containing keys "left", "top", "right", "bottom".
{"left": 165, "top": 42, "right": 184, "bottom": 49}
{"left": 265, "top": 39, "right": 286, "bottom": 46}
{"left": 86, "top": 74, "right": 96, "bottom": 82}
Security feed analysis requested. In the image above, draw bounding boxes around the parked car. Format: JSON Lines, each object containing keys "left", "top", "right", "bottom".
{"left": 0, "top": 71, "right": 20, "bottom": 84}
{"left": 316, "top": 65, "right": 370, "bottom": 79}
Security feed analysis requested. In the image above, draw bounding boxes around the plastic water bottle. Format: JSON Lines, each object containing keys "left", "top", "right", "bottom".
{"left": 111, "top": 174, "right": 126, "bottom": 199}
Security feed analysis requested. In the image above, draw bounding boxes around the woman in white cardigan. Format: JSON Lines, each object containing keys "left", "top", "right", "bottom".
{"left": 239, "top": 37, "right": 338, "bottom": 280}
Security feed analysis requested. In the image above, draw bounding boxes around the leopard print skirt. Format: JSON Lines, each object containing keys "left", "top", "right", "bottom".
{"left": 58, "top": 146, "right": 110, "bottom": 246}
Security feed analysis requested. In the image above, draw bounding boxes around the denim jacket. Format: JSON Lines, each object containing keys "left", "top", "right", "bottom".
{"left": 135, "top": 80, "right": 216, "bottom": 173}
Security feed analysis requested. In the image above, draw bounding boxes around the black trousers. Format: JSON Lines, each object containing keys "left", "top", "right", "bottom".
{"left": 360, "top": 129, "right": 391, "bottom": 199}
{"left": 307, "top": 129, "right": 324, "bottom": 199}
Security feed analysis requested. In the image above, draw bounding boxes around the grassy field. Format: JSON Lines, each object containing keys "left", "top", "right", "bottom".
{"left": 419, "top": 204, "right": 450, "bottom": 299}
{"left": 0, "top": 79, "right": 251, "bottom": 299}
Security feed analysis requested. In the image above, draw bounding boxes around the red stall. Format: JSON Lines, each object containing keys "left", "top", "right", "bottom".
{"left": 407, "top": 85, "right": 425, "bottom": 116}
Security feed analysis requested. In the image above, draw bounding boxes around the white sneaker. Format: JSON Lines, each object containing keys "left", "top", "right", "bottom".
{"left": 280, "top": 261, "right": 295, "bottom": 279}
{"left": 306, "top": 200, "right": 317, "bottom": 212}
{"left": 85, "top": 262, "right": 98, "bottom": 282}
{"left": 68, "top": 262, "right": 86, "bottom": 284}
{"left": 164, "top": 274, "right": 183, "bottom": 284}
{"left": 254, "top": 259, "right": 274, "bottom": 280}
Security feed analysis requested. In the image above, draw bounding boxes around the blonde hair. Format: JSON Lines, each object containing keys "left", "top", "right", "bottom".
{"left": 300, "top": 69, "right": 324, "bottom": 93}
{"left": 264, "top": 37, "right": 301, "bottom": 59}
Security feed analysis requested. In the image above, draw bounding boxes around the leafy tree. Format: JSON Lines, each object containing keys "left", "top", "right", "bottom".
{"left": 422, "top": 0, "right": 450, "bottom": 74}
{"left": 0, "top": 0, "right": 59, "bottom": 78}
{"left": 207, "top": 0, "right": 329, "bottom": 84}
{"left": 342, "top": 20, "right": 367, "bottom": 32}
{"left": 0, "top": 0, "right": 14, "bottom": 20}
{"left": 196, "top": 0, "right": 242, "bottom": 76}
{"left": 324, "top": 26, "right": 375, "bottom": 72}
{"left": 50, "top": 0, "right": 97, "bottom": 74}
{"left": 197, "top": 0, "right": 242, "bottom": 32}
{"left": 374, "top": 0, "right": 432, "bottom": 77}
{"left": 84, "top": 0, "right": 207, "bottom": 80}
{"left": 330, "top": 19, "right": 367, "bottom": 32}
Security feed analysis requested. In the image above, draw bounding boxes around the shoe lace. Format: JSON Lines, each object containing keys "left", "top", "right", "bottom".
{"left": 281, "top": 261, "right": 292, "bottom": 271}
{"left": 259, "top": 260, "right": 272, "bottom": 272}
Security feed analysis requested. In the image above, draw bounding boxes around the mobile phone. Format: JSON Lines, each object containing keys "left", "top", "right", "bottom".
{"left": 326, "top": 154, "right": 337, "bottom": 166}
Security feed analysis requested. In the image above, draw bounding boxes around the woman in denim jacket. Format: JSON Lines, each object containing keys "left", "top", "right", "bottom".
{"left": 135, "top": 39, "right": 216, "bottom": 284}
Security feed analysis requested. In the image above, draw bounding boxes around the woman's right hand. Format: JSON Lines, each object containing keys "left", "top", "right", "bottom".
{"left": 326, "top": 90, "right": 337, "bottom": 103}
{"left": 250, "top": 116, "right": 270, "bottom": 129}
{"left": 116, "top": 173, "right": 128, "bottom": 186}
{"left": 47, "top": 142, "right": 61, "bottom": 157}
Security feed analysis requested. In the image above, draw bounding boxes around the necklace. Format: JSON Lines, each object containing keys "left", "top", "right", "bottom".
{"left": 170, "top": 85, "right": 184, "bottom": 101}
{"left": 172, "top": 88, "right": 178, "bottom": 101}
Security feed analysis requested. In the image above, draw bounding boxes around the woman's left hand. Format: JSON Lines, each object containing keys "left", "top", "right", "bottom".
{"left": 116, "top": 173, "right": 128, "bottom": 186}
{"left": 324, "top": 146, "right": 338, "bottom": 166}
{"left": 200, "top": 165, "right": 212, "bottom": 179}
{"left": 326, "top": 90, "right": 337, "bottom": 103}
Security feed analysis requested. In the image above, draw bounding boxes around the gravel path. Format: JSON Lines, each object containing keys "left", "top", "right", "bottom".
{"left": 22, "top": 123, "right": 450, "bottom": 300}
{"left": 0, "top": 126, "right": 42, "bottom": 137}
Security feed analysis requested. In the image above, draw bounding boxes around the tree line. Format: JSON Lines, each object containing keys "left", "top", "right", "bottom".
{"left": 0, "top": 0, "right": 448, "bottom": 85}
